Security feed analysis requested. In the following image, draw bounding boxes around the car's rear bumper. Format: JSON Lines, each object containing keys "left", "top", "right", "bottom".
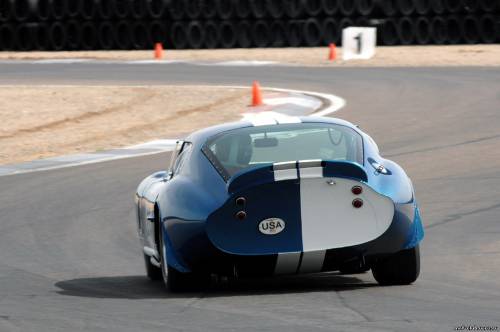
{"left": 167, "top": 202, "right": 423, "bottom": 276}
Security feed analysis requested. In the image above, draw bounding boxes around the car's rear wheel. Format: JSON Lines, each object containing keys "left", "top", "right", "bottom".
{"left": 159, "top": 222, "right": 210, "bottom": 292}
{"left": 144, "top": 253, "right": 162, "bottom": 280}
{"left": 372, "top": 245, "right": 420, "bottom": 285}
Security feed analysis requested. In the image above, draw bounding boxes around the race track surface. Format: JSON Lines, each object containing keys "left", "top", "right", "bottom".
{"left": 0, "top": 63, "right": 499, "bottom": 331}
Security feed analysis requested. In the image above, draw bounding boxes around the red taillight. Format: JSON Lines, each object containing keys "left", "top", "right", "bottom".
{"left": 352, "top": 199, "right": 363, "bottom": 208}
{"left": 235, "top": 211, "right": 247, "bottom": 220}
{"left": 351, "top": 186, "right": 363, "bottom": 195}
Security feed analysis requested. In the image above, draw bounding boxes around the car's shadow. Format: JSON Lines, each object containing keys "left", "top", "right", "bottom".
{"left": 54, "top": 272, "right": 377, "bottom": 299}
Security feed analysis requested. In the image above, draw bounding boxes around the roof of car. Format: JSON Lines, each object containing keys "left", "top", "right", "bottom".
{"left": 186, "top": 116, "right": 359, "bottom": 145}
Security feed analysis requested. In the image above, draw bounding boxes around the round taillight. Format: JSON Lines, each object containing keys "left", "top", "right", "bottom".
{"left": 235, "top": 211, "right": 247, "bottom": 220}
{"left": 351, "top": 186, "right": 363, "bottom": 195}
{"left": 352, "top": 199, "right": 363, "bottom": 209}
{"left": 235, "top": 197, "right": 246, "bottom": 206}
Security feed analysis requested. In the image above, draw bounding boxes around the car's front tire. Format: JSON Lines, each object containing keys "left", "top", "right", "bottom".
{"left": 372, "top": 245, "right": 420, "bottom": 285}
{"left": 159, "top": 222, "right": 210, "bottom": 292}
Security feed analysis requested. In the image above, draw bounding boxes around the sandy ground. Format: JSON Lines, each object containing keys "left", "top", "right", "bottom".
{"left": 1, "top": 45, "right": 500, "bottom": 66}
{"left": 0, "top": 86, "right": 250, "bottom": 165}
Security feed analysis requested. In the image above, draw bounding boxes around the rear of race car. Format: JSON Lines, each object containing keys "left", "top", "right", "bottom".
{"left": 205, "top": 159, "right": 419, "bottom": 278}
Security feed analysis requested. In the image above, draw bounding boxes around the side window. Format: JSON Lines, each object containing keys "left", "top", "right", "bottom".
{"left": 171, "top": 142, "right": 192, "bottom": 175}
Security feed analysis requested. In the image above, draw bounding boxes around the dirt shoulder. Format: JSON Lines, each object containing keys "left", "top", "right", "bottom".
{"left": 0, "top": 86, "right": 249, "bottom": 165}
{"left": 1, "top": 45, "right": 499, "bottom": 66}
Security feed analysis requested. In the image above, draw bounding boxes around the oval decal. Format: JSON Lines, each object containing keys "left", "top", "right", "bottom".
{"left": 258, "top": 218, "right": 285, "bottom": 235}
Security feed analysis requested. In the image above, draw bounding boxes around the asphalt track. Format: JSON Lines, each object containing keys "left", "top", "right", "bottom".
{"left": 0, "top": 63, "right": 499, "bottom": 332}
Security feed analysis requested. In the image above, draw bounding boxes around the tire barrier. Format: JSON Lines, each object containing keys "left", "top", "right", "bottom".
{"left": 414, "top": 16, "right": 431, "bottom": 44}
{"left": 0, "top": 0, "right": 499, "bottom": 50}
{"left": 430, "top": 16, "right": 447, "bottom": 44}
{"left": 218, "top": 20, "right": 237, "bottom": 48}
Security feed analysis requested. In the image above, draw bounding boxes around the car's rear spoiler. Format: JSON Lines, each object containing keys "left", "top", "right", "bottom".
{"left": 227, "top": 160, "right": 368, "bottom": 194}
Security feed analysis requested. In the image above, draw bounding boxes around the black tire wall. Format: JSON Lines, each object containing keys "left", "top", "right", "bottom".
{"left": 1, "top": 0, "right": 499, "bottom": 50}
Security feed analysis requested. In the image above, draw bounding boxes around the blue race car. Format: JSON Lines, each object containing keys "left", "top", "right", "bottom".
{"left": 135, "top": 116, "right": 424, "bottom": 292}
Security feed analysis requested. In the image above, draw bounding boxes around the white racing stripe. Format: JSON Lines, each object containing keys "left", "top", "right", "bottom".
{"left": 274, "top": 252, "right": 301, "bottom": 275}
{"left": 299, "top": 250, "right": 326, "bottom": 274}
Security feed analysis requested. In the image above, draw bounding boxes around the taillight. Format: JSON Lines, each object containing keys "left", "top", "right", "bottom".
{"left": 352, "top": 199, "right": 363, "bottom": 208}
{"left": 351, "top": 186, "right": 363, "bottom": 195}
{"left": 235, "top": 211, "right": 247, "bottom": 220}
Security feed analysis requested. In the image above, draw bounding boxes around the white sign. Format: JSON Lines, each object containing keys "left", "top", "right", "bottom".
{"left": 342, "top": 27, "right": 377, "bottom": 60}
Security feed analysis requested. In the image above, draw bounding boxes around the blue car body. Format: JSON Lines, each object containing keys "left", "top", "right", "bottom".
{"left": 135, "top": 116, "right": 424, "bottom": 280}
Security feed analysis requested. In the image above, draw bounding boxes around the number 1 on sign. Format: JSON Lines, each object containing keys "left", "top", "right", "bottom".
{"left": 354, "top": 33, "right": 362, "bottom": 54}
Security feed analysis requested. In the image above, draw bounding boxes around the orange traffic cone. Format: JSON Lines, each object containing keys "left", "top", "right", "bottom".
{"left": 251, "top": 81, "right": 263, "bottom": 107}
{"left": 328, "top": 43, "right": 336, "bottom": 61}
{"left": 154, "top": 43, "right": 163, "bottom": 59}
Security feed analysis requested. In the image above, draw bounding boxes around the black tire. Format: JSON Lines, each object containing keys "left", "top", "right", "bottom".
{"left": 372, "top": 245, "right": 420, "bottom": 285}
{"left": 159, "top": 221, "right": 209, "bottom": 292}
{"left": 144, "top": 253, "right": 162, "bottom": 280}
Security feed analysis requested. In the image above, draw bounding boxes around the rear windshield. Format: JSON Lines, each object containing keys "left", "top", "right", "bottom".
{"left": 203, "top": 123, "right": 363, "bottom": 180}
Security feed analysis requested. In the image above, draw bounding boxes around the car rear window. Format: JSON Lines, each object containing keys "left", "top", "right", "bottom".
{"left": 202, "top": 123, "right": 363, "bottom": 180}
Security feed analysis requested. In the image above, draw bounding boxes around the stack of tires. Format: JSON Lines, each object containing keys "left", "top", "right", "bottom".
{"left": 0, "top": 0, "right": 499, "bottom": 50}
